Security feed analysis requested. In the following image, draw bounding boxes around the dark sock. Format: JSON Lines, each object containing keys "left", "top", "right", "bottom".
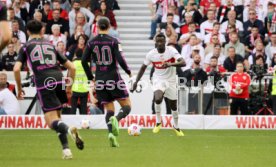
{"left": 116, "top": 106, "right": 131, "bottom": 122}
{"left": 52, "top": 120, "right": 69, "bottom": 149}
{"left": 105, "top": 111, "right": 114, "bottom": 133}
{"left": 156, "top": 123, "right": 161, "bottom": 126}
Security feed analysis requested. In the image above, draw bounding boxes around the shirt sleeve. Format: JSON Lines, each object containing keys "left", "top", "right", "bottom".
{"left": 56, "top": 49, "right": 68, "bottom": 65}
{"left": 171, "top": 47, "right": 182, "bottom": 60}
{"left": 144, "top": 52, "right": 152, "bottom": 66}
{"left": 114, "top": 40, "right": 131, "bottom": 75}
{"left": 16, "top": 46, "right": 27, "bottom": 63}
{"left": 81, "top": 42, "right": 94, "bottom": 80}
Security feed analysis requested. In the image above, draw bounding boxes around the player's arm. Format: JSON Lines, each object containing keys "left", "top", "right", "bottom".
{"left": 114, "top": 42, "right": 132, "bottom": 77}
{"left": 81, "top": 43, "right": 94, "bottom": 80}
{"left": 0, "top": 5, "right": 12, "bottom": 52}
{"left": 13, "top": 47, "right": 26, "bottom": 100}
{"left": 163, "top": 48, "right": 185, "bottom": 68}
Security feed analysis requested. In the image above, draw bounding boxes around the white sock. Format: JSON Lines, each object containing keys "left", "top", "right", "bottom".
{"left": 155, "top": 103, "right": 161, "bottom": 124}
{"left": 172, "top": 110, "right": 179, "bottom": 129}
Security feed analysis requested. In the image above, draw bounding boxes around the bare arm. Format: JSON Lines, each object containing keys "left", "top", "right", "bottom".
{"left": 13, "top": 62, "right": 23, "bottom": 99}
{"left": 130, "top": 64, "right": 147, "bottom": 93}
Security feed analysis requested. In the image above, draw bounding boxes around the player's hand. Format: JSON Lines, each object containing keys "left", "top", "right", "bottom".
{"left": 17, "top": 89, "right": 25, "bottom": 100}
{"left": 162, "top": 62, "right": 171, "bottom": 68}
{"left": 130, "top": 81, "right": 138, "bottom": 93}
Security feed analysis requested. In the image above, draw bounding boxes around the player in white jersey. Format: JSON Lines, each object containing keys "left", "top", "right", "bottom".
{"left": 131, "top": 33, "right": 185, "bottom": 136}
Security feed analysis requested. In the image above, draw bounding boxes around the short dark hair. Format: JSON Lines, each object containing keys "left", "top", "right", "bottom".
{"left": 228, "top": 46, "right": 236, "bottom": 51}
{"left": 210, "top": 56, "right": 218, "bottom": 60}
{"left": 188, "top": 22, "right": 196, "bottom": 26}
{"left": 256, "top": 55, "right": 265, "bottom": 62}
{"left": 97, "top": 17, "right": 110, "bottom": 30}
{"left": 27, "top": 20, "right": 43, "bottom": 34}
{"left": 167, "top": 13, "right": 174, "bottom": 17}
{"left": 213, "top": 22, "right": 220, "bottom": 27}
{"left": 155, "top": 33, "right": 166, "bottom": 40}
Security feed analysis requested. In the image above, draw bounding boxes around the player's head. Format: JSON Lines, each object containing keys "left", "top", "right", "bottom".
{"left": 155, "top": 33, "right": 166, "bottom": 53}
{"left": 26, "top": 20, "right": 43, "bottom": 36}
{"left": 0, "top": 72, "right": 7, "bottom": 89}
{"left": 97, "top": 17, "right": 110, "bottom": 31}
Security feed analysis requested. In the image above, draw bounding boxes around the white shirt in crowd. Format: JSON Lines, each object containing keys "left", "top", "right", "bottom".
{"left": 220, "top": 20, "right": 244, "bottom": 34}
{"left": 0, "top": 88, "right": 20, "bottom": 115}
{"left": 200, "top": 20, "right": 216, "bottom": 37}
{"left": 204, "top": 33, "right": 226, "bottom": 44}
{"left": 161, "top": 14, "right": 180, "bottom": 25}
{"left": 204, "top": 53, "right": 227, "bottom": 66}
{"left": 179, "top": 32, "right": 203, "bottom": 42}
{"left": 144, "top": 46, "right": 182, "bottom": 82}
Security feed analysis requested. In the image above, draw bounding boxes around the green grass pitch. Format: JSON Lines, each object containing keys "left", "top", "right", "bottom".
{"left": 1, "top": 129, "right": 276, "bottom": 167}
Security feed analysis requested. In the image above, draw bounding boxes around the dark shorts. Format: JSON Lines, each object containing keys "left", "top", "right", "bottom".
{"left": 96, "top": 81, "right": 129, "bottom": 104}
{"left": 37, "top": 84, "right": 68, "bottom": 113}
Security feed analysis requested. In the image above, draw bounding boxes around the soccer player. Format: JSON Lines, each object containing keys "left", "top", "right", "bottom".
{"left": 0, "top": 3, "right": 12, "bottom": 52}
{"left": 131, "top": 33, "right": 185, "bottom": 136}
{"left": 82, "top": 17, "right": 132, "bottom": 147}
{"left": 13, "top": 20, "right": 84, "bottom": 159}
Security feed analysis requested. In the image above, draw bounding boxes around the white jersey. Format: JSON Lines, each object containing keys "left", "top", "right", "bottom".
{"left": 0, "top": 88, "right": 20, "bottom": 115}
{"left": 144, "top": 46, "right": 182, "bottom": 81}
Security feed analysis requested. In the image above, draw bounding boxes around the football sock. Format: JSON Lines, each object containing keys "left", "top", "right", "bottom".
{"left": 106, "top": 111, "right": 114, "bottom": 133}
{"left": 116, "top": 105, "right": 131, "bottom": 122}
{"left": 172, "top": 110, "right": 179, "bottom": 129}
{"left": 52, "top": 120, "right": 69, "bottom": 149}
{"left": 155, "top": 103, "right": 161, "bottom": 124}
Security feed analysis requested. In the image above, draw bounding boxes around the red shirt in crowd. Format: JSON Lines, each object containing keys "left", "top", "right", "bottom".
{"left": 229, "top": 72, "right": 251, "bottom": 99}
{"left": 200, "top": 0, "right": 221, "bottom": 15}
{"left": 205, "top": 65, "right": 226, "bottom": 73}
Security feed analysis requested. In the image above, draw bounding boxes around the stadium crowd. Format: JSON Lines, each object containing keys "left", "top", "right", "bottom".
{"left": 1, "top": 0, "right": 276, "bottom": 115}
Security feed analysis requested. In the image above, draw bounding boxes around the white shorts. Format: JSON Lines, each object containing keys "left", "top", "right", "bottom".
{"left": 152, "top": 79, "right": 177, "bottom": 100}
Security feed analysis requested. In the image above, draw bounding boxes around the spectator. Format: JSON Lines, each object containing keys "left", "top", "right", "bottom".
{"left": 7, "top": 7, "right": 25, "bottom": 32}
{"left": 178, "top": 22, "right": 202, "bottom": 46}
{"left": 265, "top": 32, "right": 276, "bottom": 61}
{"left": 205, "top": 55, "right": 227, "bottom": 73}
{"left": 163, "top": 25, "right": 177, "bottom": 44}
{"left": 28, "top": 0, "right": 41, "bottom": 20}
{"left": 204, "top": 22, "right": 226, "bottom": 45}
{"left": 12, "top": 0, "right": 30, "bottom": 24}
{"left": 69, "top": 0, "right": 95, "bottom": 36}
{"left": 46, "top": 24, "right": 67, "bottom": 48}
{"left": 57, "top": 41, "right": 67, "bottom": 56}
{"left": 11, "top": 20, "right": 26, "bottom": 45}
{"left": 271, "top": 52, "right": 276, "bottom": 67}
{"left": 1, "top": 43, "right": 17, "bottom": 71}
{"left": 200, "top": 9, "right": 217, "bottom": 37}
{"left": 46, "top": 8, "right": 69, "bottom": 36}
{"left": 48, "top": 0, "right": 69, "bottom": 21}
{"left": 33, "top": 11, "right": 43, "bottom": 22}
{"left": 0, "top": 72, "right": 20, "bottom": 115}
{"left": 199, "top": 0, "right": 220, "bottom": 16}
{"left": 217, "top": 0, "right": 243, "bottom": 23}
{"left": 204, "top": 44, "right": 226, "bottom": 69}
{"left": 0, "top": 71, "right": 16, "bottom": 96}
{"left": 179, "top": 12, "right": 195, "bottom": 35}
{"left": 160, "top": 13, "right": 180, "bottom": 34}
{"left": 71, "top": 49, "right": 89, "bottom": 115}
{"left": 243, "top": 9, "right": 264, "bottom": 37}
{"left": 244, "top": 26, "right": 264, "bottom": 55}
{"left": 180, "top": 0, "right": 202, "bottom": 25}
{"left": 67, "top": 25, "right": 86, "bottom": 49}
{"left": 220, "top": 10, "right": 244, "bottom": 36}
{"left": 149, "top": 0, "right": 163, "bottom": 40}
{"left": 223, "top": 47, "right": 244, "bottom": 72}
{"left": 204, "top": 34, "right": 222, "bottom": 56}
{"left": 264, "top": 2, "right": 276, "bottom": 35}
{"left": 94, "top": 1, "right": 118, "bottom": 38}
{"left": 39, "top": 0, "right": 51, "bottom": 23}
{"left": 243, "top": 0, "right": 265, "bottom": 22}
{"left": 229, "top": 62, "right": 251, "bottom": 115}
{"left": 11, "top": 32, "right": 21, "bottom": 54}
{"left": 70, "top": 11, "right": 91, "bottom": 37}
{"left": 246, "top": 41, "right": 270, "bottom": 68}
{"left": 61, "top": 0, "right": 72, "bottom": 13}
{"left": 161, "top": 5, "right": 180, "bottom": 25}
{"left": 224, "top": 32, "right": 245, "bottom": 57}
{"left": 67, "top": 34, "right": 88, "bottom": 61}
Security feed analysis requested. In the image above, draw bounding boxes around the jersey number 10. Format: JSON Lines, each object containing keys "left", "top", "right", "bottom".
{"left": 93, "top": 46, "right": 113, "bottom": 65}
{"left": 30, "top": 45, "right": 56, "bottom": 65}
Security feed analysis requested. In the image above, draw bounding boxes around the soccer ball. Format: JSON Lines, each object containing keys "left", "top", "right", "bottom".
{"left": 128, "top": 124, "right": 141, "bottom": 136}
{"left": 81, "top": 119, "right": 90, "bottom": 129}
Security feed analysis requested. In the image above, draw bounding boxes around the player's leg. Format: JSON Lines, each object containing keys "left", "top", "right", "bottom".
{"left": 153, "top": 90, "right": 164, "bottom": 133}
{"left": 167, "top": 99, "right": 184, "bottom": 136}
{"left": 104, "top": 102, "right": 119, "bottom": 147}
{"left": 44, "top": 110, "right": 73, "bottom": 159}
{"left": 116, "top": 98, "right": 131, "bottom": 122}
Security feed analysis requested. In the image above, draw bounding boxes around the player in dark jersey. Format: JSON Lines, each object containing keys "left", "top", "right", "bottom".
{"left": 82, "top": 17, "right": 132, "bottom": 147}
{"left": 13, "top": 20, "right": 84, "bottom": 159}
{"left": 0, "top": 3, "right": 12, "bottom": 52}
